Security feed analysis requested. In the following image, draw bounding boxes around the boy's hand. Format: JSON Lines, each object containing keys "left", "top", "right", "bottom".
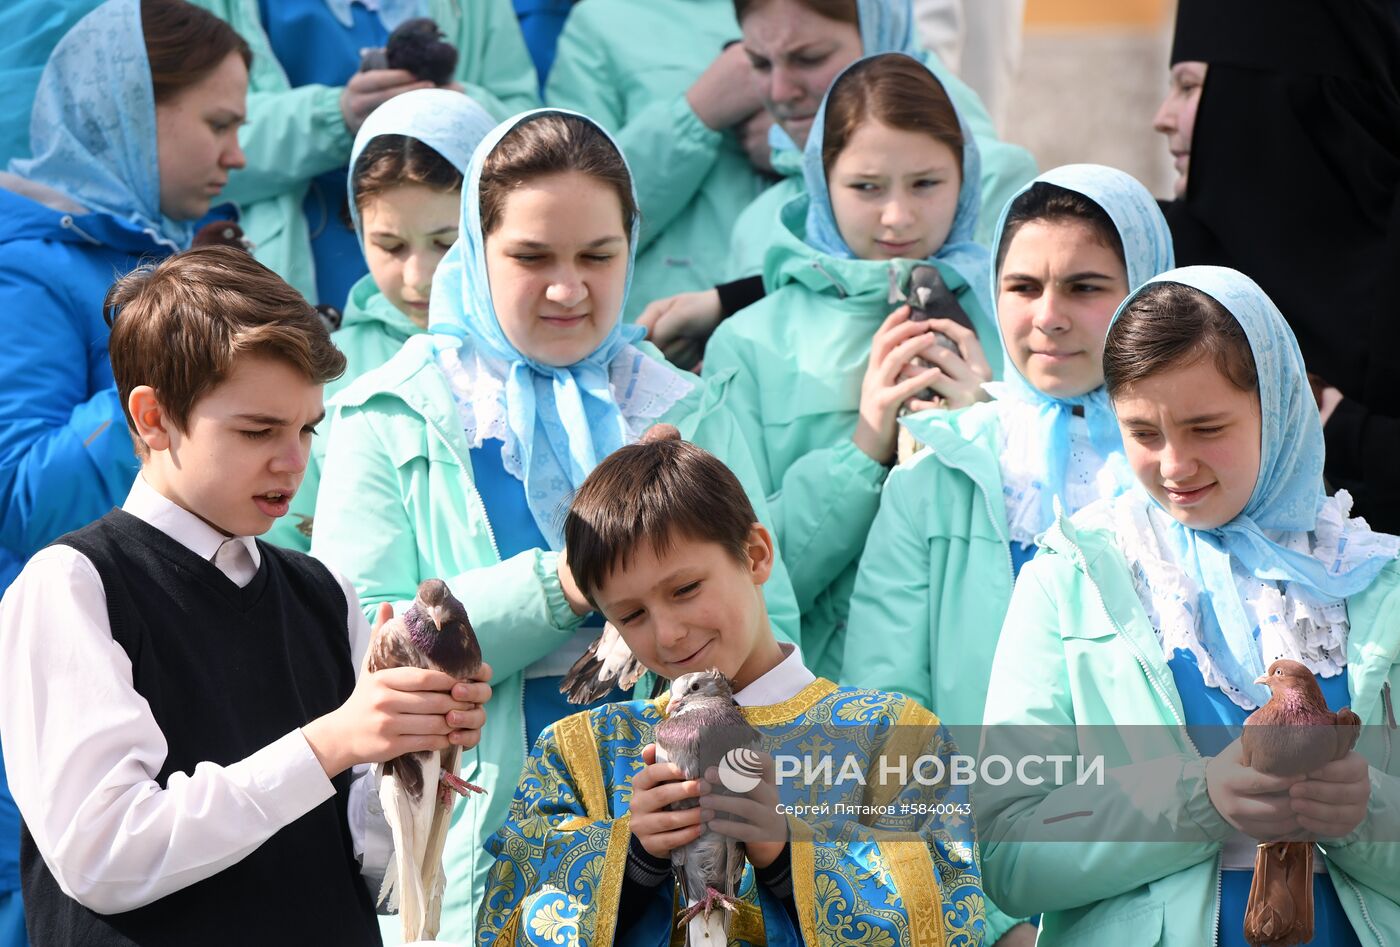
{"left": 700, "top": 752, "right": 789, "bottom": 869}
{"left": 303, "top": 605, "right": 492, "bottom": 777}
{"left": 630, "top": 743, "right": 711, "bottom": 859}
{"left": 449, "top": 661, "right": 493, "bottom": 751}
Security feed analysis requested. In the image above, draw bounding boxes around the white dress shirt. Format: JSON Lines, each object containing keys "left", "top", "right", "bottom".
{"left": 0, "top": 475, "right": 391, "bottom": 914}
{"left": 732, "top": 643, "right": 817, "bottom": 708}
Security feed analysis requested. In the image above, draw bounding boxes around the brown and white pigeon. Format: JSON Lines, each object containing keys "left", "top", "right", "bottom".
{"left": 367, "top": 578, "right": 485, "bottom": 942}
{"left": 1241, "top": 659, "right": 1362, "bottom": 947}
{"left": 654, "top": 669, "right": 763, "bottom": 945}
{"left": 559, "top": 620, "right": 647, "bottom": 704}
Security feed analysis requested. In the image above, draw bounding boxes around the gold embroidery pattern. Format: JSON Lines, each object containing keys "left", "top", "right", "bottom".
{"left": 883, "top": 834, "right": 947, "bottom": 947}
{"left": 556, "top": 712, "right": 606, "bottom": 819}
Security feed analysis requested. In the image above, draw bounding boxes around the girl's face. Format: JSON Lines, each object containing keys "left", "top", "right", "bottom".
{"left": 1113, "top": 357, "right": 1262, "bottom": 530}
{"left": 998, "top": 219, "right": 1129, "bottom": 398}
{"left": 360, "top": 184, "right": 460, "bottom": 328}
{"left": 827, "top": 120, "right": 962, "bottom": 261}
{"left": 484, "top": 170, "right": 629, "bottom": 366}
{"left": 155, "top": 51, "right": 248, "bottom": 221}
{"left": 1153, "top": 61, "right": 1208, "bottom": 199}
{"left": 740, "top": 0, "right": 863, "bottom": 148}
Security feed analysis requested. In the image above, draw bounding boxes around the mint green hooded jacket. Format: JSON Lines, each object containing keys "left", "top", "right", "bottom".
{"left": 264, "top": 274, "right": 424, "bottom": 550}
{"left": 310, "top": 333, "right": 800, "bottom": 943}
{"left": 545, "top": 0, "right": 767, "bottom": 319}
{"left": 703, "top": 197, "right": 996, "bottom": 682}
{"left": 978, "top": 510, "right": 1400, "bottom": 946}
{"left": 189, "top": 0, "right": 539, "bottom": 302}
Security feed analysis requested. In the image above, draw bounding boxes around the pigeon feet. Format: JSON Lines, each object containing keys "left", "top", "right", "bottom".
{"left": 438, "top": 770, "right": 486, "bottom": 805}
{"left": 676, "top": 887, "right": 741, "bottom": 928}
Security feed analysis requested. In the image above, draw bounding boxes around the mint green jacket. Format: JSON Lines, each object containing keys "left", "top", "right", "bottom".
{"left": 545, "top": 0, "right": 768, "bottom": 319}
{"left": 979, "top": 510, "right": 1400, "bottom": 946}
{"left": 310, "top": 334, "right": 800, "bottom": 943}
{"left": 190, "top": 0, "right": 538, "bottom": 302}
{"left": 841, "top": 403, "right": 1027, "bottom": 944}
{"left": 843, "top": 403, "right": 1012, "bottom": 725}
{"left": 703, "top": 201, "right": 995, "bottom": 682}
{"left": 725, "top": 53, "right": 1037, "bottom": 281}
{"left": 265, "top": 274, "right": 424, "bottom": 551}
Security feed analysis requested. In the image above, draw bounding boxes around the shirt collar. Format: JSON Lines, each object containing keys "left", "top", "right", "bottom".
{"left": 122, "top": 474, "right": 261, "bottom": 569}
{"left": 733, "top": 643, "right": 816, "bottom": 708}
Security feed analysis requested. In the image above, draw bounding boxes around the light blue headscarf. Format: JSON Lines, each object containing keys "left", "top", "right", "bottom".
{"left": 323, "top": 0, "right": 424, "bottom": 30}
{"left": 8, "top": 0, "right": 193, "bottom": 251}
{"left": 429, "top": 109, "right": 647, "bottom": 548}
{"left": 801, "top": 52, "right": 987, "bottom": 294}
{"left": 767, "top": 0, "right": 922, "bottom": 160}
{"left": 1113, "top": 266, "right": 1398, "bottom": 707}
{"left": 346, "top": 88, "right": 496, "bottom": 241}
{"left": 990, "top": 164, "right": 1175, "bottom": 529}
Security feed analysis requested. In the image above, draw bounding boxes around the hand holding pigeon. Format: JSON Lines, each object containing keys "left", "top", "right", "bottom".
{"left": 368, "top": 579, "right": 487, "bottom": 942}
{"left": 1239, "top": 659, "right": 1364, "bottom": 947}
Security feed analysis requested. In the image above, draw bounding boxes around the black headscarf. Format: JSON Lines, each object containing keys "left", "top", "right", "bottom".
{"left": 1164, "top": 0, "right": 1400, "bottom": 413}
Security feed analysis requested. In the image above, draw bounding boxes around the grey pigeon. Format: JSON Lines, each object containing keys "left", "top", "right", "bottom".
{"left": 654, "top": 669, "right": 762, "bottom": 945}
{"left": 367, "top": 578, "right": 484, "bottom": 941}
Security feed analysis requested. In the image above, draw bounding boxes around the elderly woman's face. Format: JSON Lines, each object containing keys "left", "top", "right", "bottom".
{"left": 1153, "top": 61, "right": 1208, "bottom": 199}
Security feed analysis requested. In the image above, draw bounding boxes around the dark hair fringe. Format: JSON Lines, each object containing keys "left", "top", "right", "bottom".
{"left": 734, "top": 0, "right": 858, "bottom": 26}
{"left": 478, "top": 113, "right": 638, "bottom": 238}
{"left": 351, "top": 135, "right": 464, "bottom": 212}
{"left": 821, "top": 53, "right": 964, "bottom": 177}
{"left": 994, "top": 182, "right": 1127, "bottom": 276}
{"left": 106, "top": 246, "right": 345, "bottom": 454}
{"left": 1103, "top": 281, "right": 1258, "bottom": 397}
{"left": 142, "top": 0, "right": 252, "bottom": 104}
{"left": 563, "top": 438, "right": 758, "bottom": 604}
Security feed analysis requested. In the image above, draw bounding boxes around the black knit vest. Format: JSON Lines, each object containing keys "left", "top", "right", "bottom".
{"left": 20, "top": 510, "right": 381, "bottom": 946}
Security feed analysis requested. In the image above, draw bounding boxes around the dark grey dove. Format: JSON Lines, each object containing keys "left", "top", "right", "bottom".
{"left": 653, "top": 669, "right": 763, "bottom": 945}
{"left": 367, "top": 578, "right": 484, "bottom": 941}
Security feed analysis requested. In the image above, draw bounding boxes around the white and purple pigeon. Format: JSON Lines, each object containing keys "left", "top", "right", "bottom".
{"left": 367, "top": 578, "right": 484, "bottom": 942}
{"left": 654, "top": 669, "right": 763, "bottom": 945}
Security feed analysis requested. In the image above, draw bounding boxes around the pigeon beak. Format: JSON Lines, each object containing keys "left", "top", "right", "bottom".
{"left": 427, "top": 604, "right": 449, "bottom": 630}
{"left": 1253, "top": 674, "right": 1269, "bottom": 685}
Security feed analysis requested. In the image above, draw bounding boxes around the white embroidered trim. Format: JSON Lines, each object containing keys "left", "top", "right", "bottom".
{"left": 436, "top": 342, "right": 694, "bottom": 483}
{"left": 995, "top": 395, "right": 1122, "bottom": 548}
{"left": 1096, "top": 490, "right": 1396, "bottom": 710}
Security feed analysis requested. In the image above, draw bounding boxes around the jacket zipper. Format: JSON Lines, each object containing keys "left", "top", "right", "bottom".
{"left": 928, "top": 442, "right": 1015, "bottom": 587}
{"left": 421, "top": 409, "right": 501, "bottom": 561}
{"left": 1063, "top": 524, "right": 1224, "bottom": 944}
{"left": 809, "top": 259, "right": 849, "bottom": 298}
{"left": 1338, "top": 868, "right": 1387, "bottom": 946}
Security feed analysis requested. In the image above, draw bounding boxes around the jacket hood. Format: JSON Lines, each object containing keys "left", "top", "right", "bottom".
{"left": 339, "top": 273, "right": 423, "bottom": 339}
{"left": 763, "top": 196, "right": 941, "bottom": 308}
{"left": 0, "top": 176, "right": 173, "bottom": 253}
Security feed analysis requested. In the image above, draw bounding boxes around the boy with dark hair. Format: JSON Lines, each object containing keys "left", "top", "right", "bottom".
{"left": 0, "top": 246, "right": 492, "bottom": 946}
{"left": 477, "top": 431, "right": 987, "bottom": 947}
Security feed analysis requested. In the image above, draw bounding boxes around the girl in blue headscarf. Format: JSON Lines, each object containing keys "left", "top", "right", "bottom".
{"left": 266, "top": 88, "right": 495, "bottom": 552}
{"left": 980, "top": 267, "right": 1400, "bottom": 946}
{"left": 0, "top": 0, "right": 250, "bottom": 594}
{"left": 702, "top": 51, "right": 995, "bottom": 682}
{"left": 638, "top": 0, "right": 1036, "bottom": 368}
{"left": 311, "top": 108, "right": 799, "bottom": 943}
{"left": 842, "top": 164, "right": 1172, "bottom": 944}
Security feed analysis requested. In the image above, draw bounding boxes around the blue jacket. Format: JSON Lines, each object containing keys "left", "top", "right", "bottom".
{"left": 0, "top": 181, "right": 161, "bottom": 594}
